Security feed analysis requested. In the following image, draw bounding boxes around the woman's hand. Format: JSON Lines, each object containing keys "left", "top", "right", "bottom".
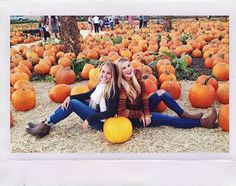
{"left": 82, "top": 120, "right": 89, "bottom": 130}
{"left": 61, "top": 96, "right": 70, "bottom": 111}
{"left": 140, "top": 115, "right": 152, "bottom": 127}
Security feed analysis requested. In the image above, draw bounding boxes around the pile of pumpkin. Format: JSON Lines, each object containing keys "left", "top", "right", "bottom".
{"left": 10, "top": 32, "right": 41, "bottom": 46}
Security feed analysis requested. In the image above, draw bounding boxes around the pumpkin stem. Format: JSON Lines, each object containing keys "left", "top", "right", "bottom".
{"left": 203, "top": 76, "right": 211, "bottom": 85}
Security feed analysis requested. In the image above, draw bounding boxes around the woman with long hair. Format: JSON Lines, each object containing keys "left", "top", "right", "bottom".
{"left": 26, "top": 61, "right": 118, "bottom": 138}
{"left": 115, "top": 57, "right": 217, "bottom": 129}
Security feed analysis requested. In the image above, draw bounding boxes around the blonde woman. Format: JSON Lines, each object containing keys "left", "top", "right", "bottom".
{"left": 115, "top": 57, "right": 217, "bottom": 129}
{"left": 26, "top": 61, "right": 118, "bottom": 138}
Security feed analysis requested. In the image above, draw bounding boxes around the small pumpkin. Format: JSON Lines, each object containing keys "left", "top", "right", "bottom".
{"left": 103, "top": 117, "right": 133, "bottom": 143}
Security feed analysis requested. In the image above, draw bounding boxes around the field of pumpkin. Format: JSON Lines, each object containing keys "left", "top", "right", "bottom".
{"left": 10, "top": 17, "right": 229, "bottom": 153}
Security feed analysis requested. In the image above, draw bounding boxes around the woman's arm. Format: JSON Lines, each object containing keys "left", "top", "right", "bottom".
{"left": 86, "top": 92, "right": 118, "bottom": 123}
{"left": 117, "top": 88, "right": 143, "bottom": 118}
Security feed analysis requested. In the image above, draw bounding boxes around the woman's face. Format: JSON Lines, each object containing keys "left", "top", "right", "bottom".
{"left": 121, "top": 61, "right": 133, "bottom": 80}
{"left": 100, "top": 64, "right": 112, "bottom": 84}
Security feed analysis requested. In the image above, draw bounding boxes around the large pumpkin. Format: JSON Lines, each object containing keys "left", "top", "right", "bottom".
{"left": 49, "top": 84, "right": 71, "bottom": 103}
{"left": 103, "top": 117, "right": 133, "bottom": 143}
{"left": 55, "top": 67, "right": 76, "bottom": 85}
{"left": 11, "top": 89, "right": 36, "bottom": 111}
{"left": 188, "top": 78, "right": 215, "bottom": 108}
{"left": 218, "top": 104, "right": 229, "bottom": 132}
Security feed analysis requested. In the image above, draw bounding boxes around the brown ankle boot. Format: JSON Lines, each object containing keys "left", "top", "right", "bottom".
{"left": 28, "top": 122, "right": 38, "bottom": 128}
{"left": 26, "top": 121, "right": 51, "bottom": 138}
{"left": 200, "top": 108, "right": 217, "bottom": 129}
{"left": 181, "top": 111, "right": 204, "bottom": 119}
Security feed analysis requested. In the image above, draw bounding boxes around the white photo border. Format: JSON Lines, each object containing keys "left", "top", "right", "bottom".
{"left": 1, "top": 0, "right": 236, "bottom": 184}
{"left": 0, "top": 0, "right": 236, "bottom": 160}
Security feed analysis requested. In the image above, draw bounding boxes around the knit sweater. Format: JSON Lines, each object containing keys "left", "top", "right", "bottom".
{"left": 70, "top": 87, "right": 118, "bottom": 123}
{"left": 117, "top": 69, "right": 151, "bottom": 119}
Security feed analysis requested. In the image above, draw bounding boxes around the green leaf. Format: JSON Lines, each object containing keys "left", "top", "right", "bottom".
{"left": 160, "top": 51, "right": 176, "bottom": 60}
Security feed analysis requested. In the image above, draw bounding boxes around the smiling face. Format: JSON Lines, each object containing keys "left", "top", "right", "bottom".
{"left": 121, "top": 60, "right": 133, "bottom": 80}
{"left": 100, "top": 64, "right": 112, "bottom": 84}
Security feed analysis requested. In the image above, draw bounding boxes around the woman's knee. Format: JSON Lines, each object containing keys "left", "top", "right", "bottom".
{"left": 156, "top": 89, "right": 166, "bottom": 96}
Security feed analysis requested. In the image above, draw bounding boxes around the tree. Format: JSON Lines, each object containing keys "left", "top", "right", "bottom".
{"left": 58, "top": 16, "right": 82, "bottom": 55}
{"left": 163, "top": 16, "right": 172, "bottom": 31}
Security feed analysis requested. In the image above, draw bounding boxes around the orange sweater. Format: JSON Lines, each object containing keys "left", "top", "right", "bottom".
{"left": 117, "top": 69, "right": 151, "bottom": 119}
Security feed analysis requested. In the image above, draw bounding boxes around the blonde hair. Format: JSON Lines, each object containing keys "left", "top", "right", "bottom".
{"left": 115, "top": 57, "right": 141, "bottom": 103}
{"left": 99, "top": 61, "right": 117, "bottom": 99}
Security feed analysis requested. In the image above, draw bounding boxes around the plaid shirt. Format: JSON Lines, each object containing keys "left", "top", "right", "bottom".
{"left": 117, "top": 69, "right": 151, "bottom": 119}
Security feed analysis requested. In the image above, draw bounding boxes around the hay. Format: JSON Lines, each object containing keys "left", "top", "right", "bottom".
{"left": 10, "top": 80, "right": 229, "bottom": 153}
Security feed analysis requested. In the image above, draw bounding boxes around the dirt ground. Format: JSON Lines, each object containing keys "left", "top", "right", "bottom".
{"left": 10, "top": 80, "right": 229, "bottom": 153}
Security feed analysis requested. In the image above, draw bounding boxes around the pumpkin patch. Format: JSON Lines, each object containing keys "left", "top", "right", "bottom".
{"left": 10, "top": 15, "right": 229, "bottom": 153}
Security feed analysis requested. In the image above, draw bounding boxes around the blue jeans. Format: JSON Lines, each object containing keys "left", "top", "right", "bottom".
{"left": 131, "top": 92, "right": 201, "bottom": 129}
{"left": 48, "top": 99, "right": 104, "bottom": 131}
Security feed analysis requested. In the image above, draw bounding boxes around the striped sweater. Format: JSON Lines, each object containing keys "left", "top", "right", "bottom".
{"left": 117, "top": 69, "right": 151, "bottom": 119}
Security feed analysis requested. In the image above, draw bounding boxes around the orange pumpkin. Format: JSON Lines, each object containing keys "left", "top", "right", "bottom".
{"left": 119, "top": 48, "right": 132, "bottom": 60}
{"left": 81, "top": 64, "right": 94, "bottom": 80}
{"left": 212, "top": 63, "right": 229, "bottom": 81}
{"left": 188, "top": 78, "right": 215, "bottom": 108}
{"left": 158, "top": 70, "right": 177, "bottom": 84}
{"left": 49, "top": 65, "right": 63, "bottom": 77}
{"left": 58, "top": 57, "right": 72, "bottom": 67}
{"left": 158, "top": 65, "right": 175, "bottom": 75}
{"left": 13, "top": 79, "right": 34, "bottom": 91}
{"left": 55, "top": 67, "right": 76, "bottom": 85}
{"left": 34, "top": 63, "right": 51, "bottom": 75}
{"left": 12, "top": 89, "right": 36, "bottom": 111}
{"left": 218, "top": 104, "right": 229, "bottom": 132}
{"left": 196, "top": 75, "right": 218, "bottom": 92}
{"left": 144, "top": 79, "right": 157, "bottom": 95}
{"left": 10, "top": 72, "right": 30, "bottom": 86}
{"left": 216, "top": 82, "right": 229, "bottom": 104}
{"left": 160, "top": 80, "right": 181, "bottom": 99}
{"left": 49, "top": 84, "right": 71, "bottom": 103}
{"left": 191, "top": 48, "right": 202, "bottom": 58}
{"left": 156, "top": 101, "right": 167, "bottom": 112}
